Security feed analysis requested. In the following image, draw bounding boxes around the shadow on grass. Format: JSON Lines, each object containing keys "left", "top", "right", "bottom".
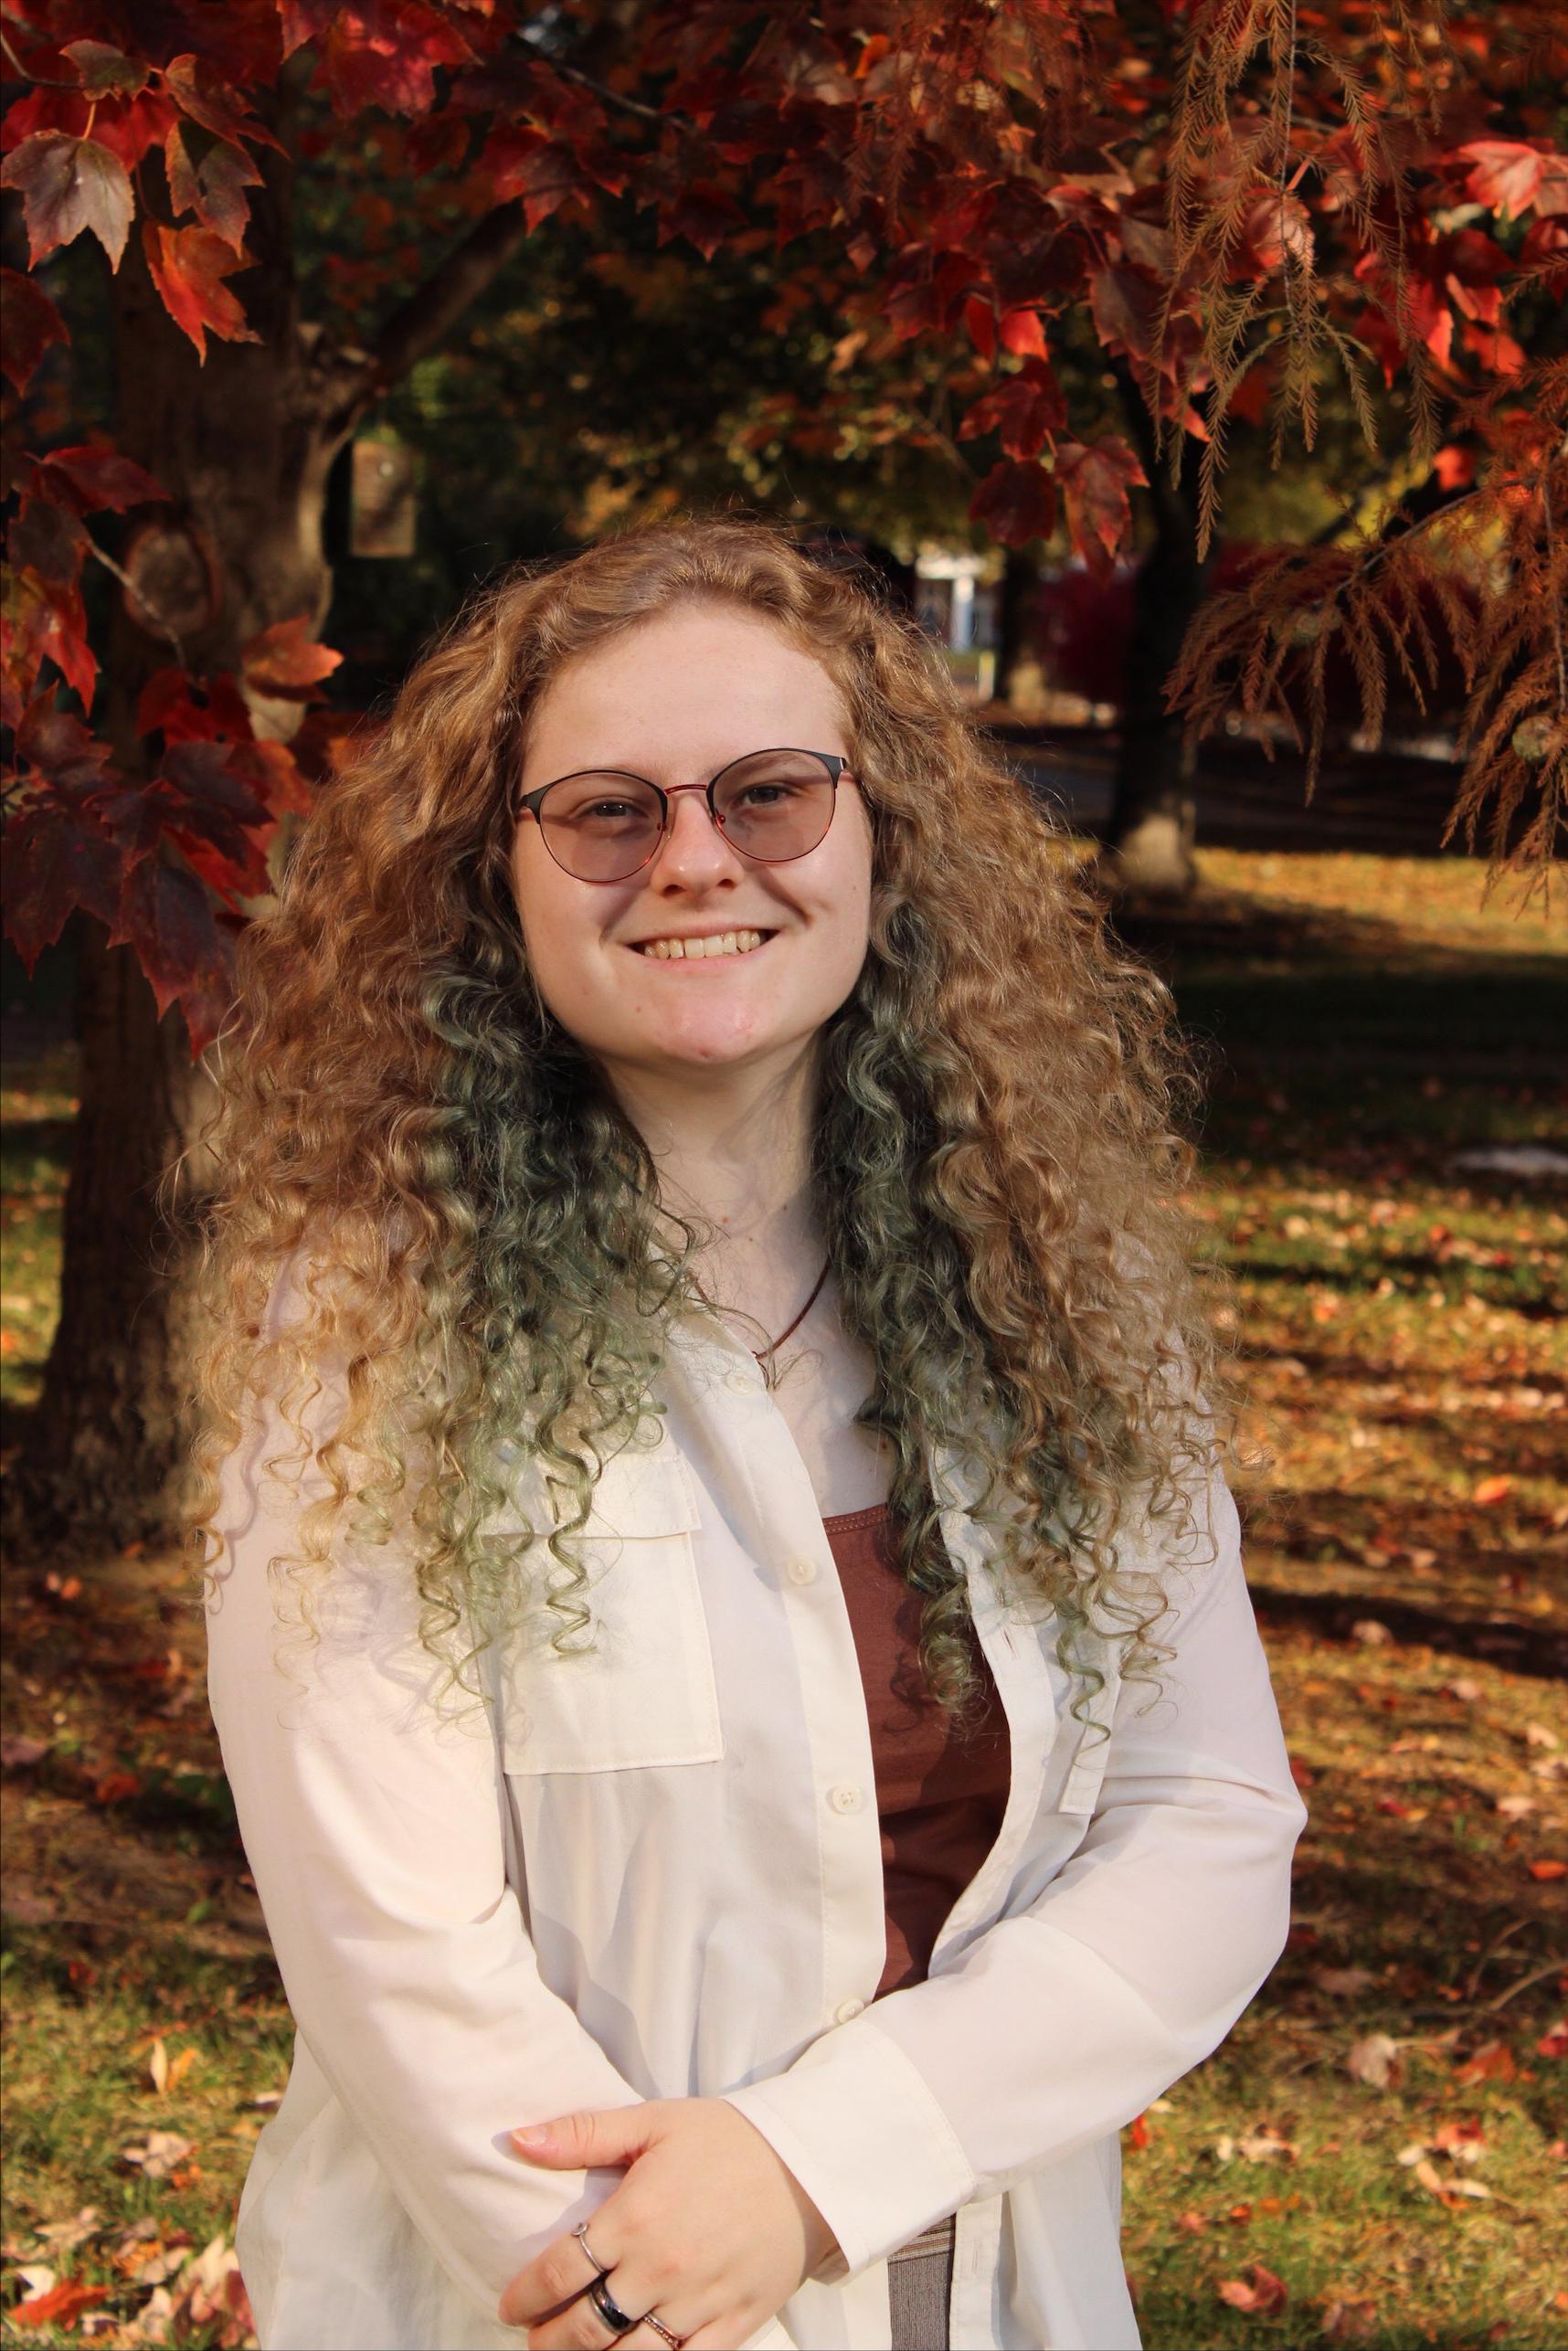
{"left": 1252, "top": 1585, "right": 1567, "bottom": 1680}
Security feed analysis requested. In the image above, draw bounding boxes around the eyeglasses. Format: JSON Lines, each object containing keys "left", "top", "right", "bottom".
{"left": 514, "top": 747, "right": 851, "bottom": 884}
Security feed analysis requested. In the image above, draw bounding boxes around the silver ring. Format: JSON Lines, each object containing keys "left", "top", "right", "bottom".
{"left": 572, "top": 2219, "right": 610, "bottom": 2276}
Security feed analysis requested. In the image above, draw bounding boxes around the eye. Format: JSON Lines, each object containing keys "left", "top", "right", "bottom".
{"left": 578, "top": 797, "right": 645, "bottom": 823}
{"left": 730, "top": 778, "right": 809, "bottom": 810}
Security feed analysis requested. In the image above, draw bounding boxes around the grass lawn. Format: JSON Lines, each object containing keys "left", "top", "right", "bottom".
{"left": 2, "top": 847, "right": 1565, "bottom": 2350}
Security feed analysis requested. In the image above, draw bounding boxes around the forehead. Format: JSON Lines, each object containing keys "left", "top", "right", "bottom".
{"left": 522, "top": 601, "right": 848, "bottom": 783}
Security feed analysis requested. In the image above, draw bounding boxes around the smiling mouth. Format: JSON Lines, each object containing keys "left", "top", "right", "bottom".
{"left": 630, "top": 929, "right": 774, "bottom": 960}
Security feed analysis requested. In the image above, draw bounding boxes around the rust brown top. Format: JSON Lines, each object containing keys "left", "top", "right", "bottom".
{"left": 822, "top": 1503, "right": 1012, "bottom": 1997}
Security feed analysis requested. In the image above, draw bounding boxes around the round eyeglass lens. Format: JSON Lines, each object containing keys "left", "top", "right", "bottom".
{"left": 538, "top": 772, "right": 665, "bottom": 881}
{"left": 712, "top": 751, "right": 836, "bottom": 861}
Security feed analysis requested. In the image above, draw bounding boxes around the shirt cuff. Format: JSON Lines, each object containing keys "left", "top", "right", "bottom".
{"left": 720, "top": 2015, "right": 975, "bottom": 2282}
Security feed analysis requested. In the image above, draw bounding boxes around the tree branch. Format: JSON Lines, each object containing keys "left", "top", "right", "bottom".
{"left": 329, "top": 199, "right": 532, "bottom": 434}
{"left": 552, "top": 58, "right": 666, "bottom": 128}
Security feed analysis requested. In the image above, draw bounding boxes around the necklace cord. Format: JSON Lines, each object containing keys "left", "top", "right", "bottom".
{"left": 751, "top": 1256, "right": 831, "bottom": 1365}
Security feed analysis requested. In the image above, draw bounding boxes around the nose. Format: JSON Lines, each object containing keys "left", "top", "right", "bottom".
{"left": 645, "top": 787, "right": 744, "bottom": 891}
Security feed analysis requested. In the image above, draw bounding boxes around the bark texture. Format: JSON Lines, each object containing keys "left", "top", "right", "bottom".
{"left": 1103, "top": 366, "right": 1218, "bottom": 897}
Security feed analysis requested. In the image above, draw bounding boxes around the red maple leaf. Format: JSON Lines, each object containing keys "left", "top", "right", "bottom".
{"left": 0, "top": 130, "right": 133, "bottom": 270}
{"left": 1054, "top": 436, "right": 1148, "bottom": 577}
{"left": 280, "top": 0, "right": 478, "bottom": 119}
{"left": 165, "top": 124, "right": 263, "bottom": 251}
{"left": 242, "top": 617, "right": 344, "bottom": 699}
{"left": 11, "top": 2277, "right": 111, "bottom": 2330}
{"left": 39, "top": 438, "right": 166, "bottom": 514}
{"left": 1459, "top": 139, "right": 1568, "bottom": 221}
{"left": 164, "top": 53, "right": 286, "bottom": 154}
{"left": 969, "top": 460, "right": 1058, "bottom": 548}
{"left": 959, "top": 358, "right": 1067, "bottom": 460}
{"left": 143, "top": 221, "right": 262, "bottom": 360}
{"left": 0, "top": 268, "right": 69, "bottom": 394}
{"left": 62, "top": 39, "right": 148, "bottom": 99}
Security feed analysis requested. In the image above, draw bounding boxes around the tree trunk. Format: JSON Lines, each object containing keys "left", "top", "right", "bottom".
{"left": 2, "top": 131, "right": 349, "bottom": 1561}
{"left": 993, "top": 545, "right": 1044, "bottom": 713}
{"left": 3, "top": 121, "right": 532, "bottom": 1561}
{"left": 1101, "top": 368, "right": 1217, "bottom": 898}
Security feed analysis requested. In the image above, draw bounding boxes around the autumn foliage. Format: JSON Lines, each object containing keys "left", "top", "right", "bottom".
{"left": 2, "top": 0, "right": 1565, "bottom": 1054}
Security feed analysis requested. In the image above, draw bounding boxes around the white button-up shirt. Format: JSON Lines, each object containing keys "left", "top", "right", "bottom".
{"left": 205, "top": 1274, "right": 1306, "bottom": 2351}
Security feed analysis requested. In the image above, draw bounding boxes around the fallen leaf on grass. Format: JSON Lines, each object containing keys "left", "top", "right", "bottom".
{"left": 1347, "top": 2032, "right": 1402, "bottom": 2086}
{"left": 146, "top": 2039, "right": 199, "bottom": 2095}
{"left": 1496, "top": 1794, "right": 1536, "bottom": 1818}
{"left": 11, "top": 2277, "right": 110, "bottom": 2330}
{"left": 1351, "top": 1619, "right": 1392, "bottom": 1647}
{"left": 1524, "top": 1723, "right": 1560, "bottom": 1750}
{"left": 30, "top": 2208, "right": 101, "bottom": 2254}
{"left": 120, "top": 2131, "right": 193, "bottom": 2178}
{"left": 1526, "top": 1859, "right": 1566, "bottom": 1880}
{"left": 1317, "top": 1966, "right": 1378, "bottom": 1997}
{"left": 1175, "top": 2208, "right": 1209, "bottom": 2234}
{"left": 175, "top": 2233, "right": 255, "bottom": 2347}
{"left": 0, "top": 1734, "right": 50, "bottom": 1769}
{"left": 1472, "top": 1474, "right": 1513, "bottom": 1506}
{"left": 1455, "top": 2040, "right": 1515, "bottom": 2084}
{"left": 114, "top": 2229, "right": 194, "bottom": 2284}
{"left": 1217, "top": 2261, "right": 1287, "bottom": 2316}
{"left": 1214, "top": 2129, "right": 1299, "bottom": 2163}
{"left": 1127, "top": 2112, "right": 1150, "bottom": 2149}
{"left": 93, "top": 1768, "right": 141, "bottom": 1806}
{"left": 1536, "top": 2020, "right": 1568, "bottom": 2060}
{"left": 1413, "top": 2156, "right": 1490, "bottom": 2203}
{"left": 1320, "top": 2298, "right": 1380, "bottom": 2343}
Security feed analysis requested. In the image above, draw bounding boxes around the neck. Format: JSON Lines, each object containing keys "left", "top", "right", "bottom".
{"left": 601, "top": 1043, "right": 825, "bottom": 1309}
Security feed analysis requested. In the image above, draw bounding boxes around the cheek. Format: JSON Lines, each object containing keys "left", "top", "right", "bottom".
{"left": 511, "top": 846, "right": 607, "bottom": 1019}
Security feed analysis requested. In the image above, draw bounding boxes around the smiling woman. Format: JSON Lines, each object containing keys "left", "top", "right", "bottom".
{"left": 178, "top": 518, "right": 1305, "bottom": 2351}
{"left": 508, "top": 611, "right": 872, "bottom": 1097}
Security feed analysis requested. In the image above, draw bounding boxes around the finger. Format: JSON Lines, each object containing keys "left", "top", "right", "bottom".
{"left": 499, "top": 2221, "right": 617, "bottom": 2328}
{"left": 522, "top": 2280, "right": 699, "bottom": 2351}
{"left": 514, "top": 2102, "right": 663, "bottom": 2171}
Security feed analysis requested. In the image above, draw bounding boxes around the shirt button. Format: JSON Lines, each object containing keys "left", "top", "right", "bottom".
{"left": 834, "top": 1996, "right": 865, "bottom": 2024}
{"left": 827, "top": 1783, "right": 862, "bottom": 1814}
{"left": 725, "top": 1367, "right": 760, "bottom": 1394}
{"left": 786, "top": 1558, "right": 817, "bottom": 1585}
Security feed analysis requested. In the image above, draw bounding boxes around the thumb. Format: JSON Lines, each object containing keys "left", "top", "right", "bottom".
{"left": 510, "top": 2103, "right": 660, "bottom": 2168}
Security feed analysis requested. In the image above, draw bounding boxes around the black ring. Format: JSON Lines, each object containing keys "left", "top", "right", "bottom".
{"left": 586, "top": 2273, "right": 638, "bottom": 2335}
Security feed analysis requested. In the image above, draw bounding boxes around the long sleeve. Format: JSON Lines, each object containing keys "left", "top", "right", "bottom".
{"left": 719, "top": 1463, "right": 1308, "bottom": 2280}
{"left": 204, "top": 1301, "right": 645, "bottom": 2323}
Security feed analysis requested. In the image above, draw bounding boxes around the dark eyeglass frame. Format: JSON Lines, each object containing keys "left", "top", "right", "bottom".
{"left": 514, "top": 747, "right": 853, "bottom": 882}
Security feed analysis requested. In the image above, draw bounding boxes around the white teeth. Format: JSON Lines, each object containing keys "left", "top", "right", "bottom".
{"left": 639, "top": 929, "right": 767, "bottom": 959}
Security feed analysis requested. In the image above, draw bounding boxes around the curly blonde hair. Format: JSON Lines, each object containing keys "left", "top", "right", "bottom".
{"left": 175, "top": 516, "right": 1234, "bottom": 1738}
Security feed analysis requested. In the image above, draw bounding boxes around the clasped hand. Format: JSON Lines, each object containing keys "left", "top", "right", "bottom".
{"left": 499, "top": 2097, "right": 840, "bottom": 2348}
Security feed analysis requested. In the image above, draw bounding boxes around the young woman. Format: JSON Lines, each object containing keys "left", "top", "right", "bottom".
{"left": 191, "top": 519, "right": 1306, "bottom": 2351}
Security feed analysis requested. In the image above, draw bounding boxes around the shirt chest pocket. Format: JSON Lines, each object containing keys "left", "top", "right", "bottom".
{"left": 498, "top": 1443, "right": 725, "bottom": 1774}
